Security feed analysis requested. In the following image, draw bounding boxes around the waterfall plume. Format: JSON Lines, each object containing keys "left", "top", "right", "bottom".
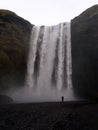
{"left": 25, "top": 22, "right": 73, "bottom": 101}
{"left": 7, "top": 22, "right": 74, "bottom": 102}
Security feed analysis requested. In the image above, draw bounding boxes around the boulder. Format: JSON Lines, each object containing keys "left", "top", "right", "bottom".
{"left": 0, "top": 95, "right": 13, "bottom": 104}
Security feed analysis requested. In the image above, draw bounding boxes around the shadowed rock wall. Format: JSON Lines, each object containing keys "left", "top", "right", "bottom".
{"left": 71, "top": 5, "right": 98, "bottom": 98}
{"left": 0, "top": 10, "right": 32, "bottom": 90}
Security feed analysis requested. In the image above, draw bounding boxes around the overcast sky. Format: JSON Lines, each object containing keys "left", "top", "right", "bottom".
{"left": 0, "top": 0, "right": 98, "bottom": 25}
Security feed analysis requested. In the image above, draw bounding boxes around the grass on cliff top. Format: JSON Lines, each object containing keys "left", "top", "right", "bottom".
{"left": 72, "top": 5, "right": 98, "bottom": 32}
{"left": 73, "top": 5, "right": 98, "bottom": 22}
{"left": 0, "top": 9, "right": 31, "bottom": 74}
{"left": 0, "top": 9, "right": 15, "bottom": 16}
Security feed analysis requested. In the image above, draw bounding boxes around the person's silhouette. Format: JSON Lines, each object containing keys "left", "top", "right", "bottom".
{"left": 61, "top": 96, "right": 64, "bottom": 102}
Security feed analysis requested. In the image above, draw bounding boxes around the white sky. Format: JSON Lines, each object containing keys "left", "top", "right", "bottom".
{"left": 0, "top": 0, "right": 98, "bottom": 25}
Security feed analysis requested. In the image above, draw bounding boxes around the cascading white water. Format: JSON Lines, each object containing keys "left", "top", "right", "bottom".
{"left": 6, "top": 22, "right": 74, "bottom": 102}
{"left": 26, "top": 26, "right": 40, "bottom": 88}
{"left": 25, "top": 22, "right": 73, "bottom": 101}
{"left": 66, "top": 23, "right": 72, "bottom": 89}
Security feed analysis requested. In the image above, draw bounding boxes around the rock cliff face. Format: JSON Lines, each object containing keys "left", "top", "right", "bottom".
{"left": 71, "top": 5, "right": 98, "bottom": 98}
{"left": 0, "top": 10, "right": 32, "bottom": 90}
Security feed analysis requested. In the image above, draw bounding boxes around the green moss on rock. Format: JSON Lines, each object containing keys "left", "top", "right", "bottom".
{"left": 0, "top": 9, "right": 32, "bottom": 90}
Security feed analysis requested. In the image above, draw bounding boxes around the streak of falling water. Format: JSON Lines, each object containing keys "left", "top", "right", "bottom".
{"left": 66, "top": 23, "right": 72, "bottom": 89}
{"left": 37, "top": 25, "right": 59, "bottom": 93}
{"left": 26, "top": 26, "right": 40, "bottom": 88}
{"left": 57, "top": 23, "right": 64, "bottom": 90}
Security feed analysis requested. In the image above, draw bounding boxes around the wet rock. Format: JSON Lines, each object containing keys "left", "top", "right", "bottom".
{"left": 0, "top": 10, "right": 32, "bottom": 90}
{"left": 72, "top": 5, "right": 98, "bottom": 98}
{"left": 0, "top": 94, "right": 13, "bottom": 104}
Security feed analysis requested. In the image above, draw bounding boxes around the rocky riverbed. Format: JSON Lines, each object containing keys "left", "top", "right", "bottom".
{"left": 0, "top": 101, "right": 98, "bottom": 130}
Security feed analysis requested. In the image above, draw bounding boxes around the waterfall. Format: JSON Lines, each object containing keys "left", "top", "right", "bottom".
{"left": 6, "top": 22, "right": 74, "bottom": 102}
{"left": 25, "top": 22, "right": 73, "bottom": 101}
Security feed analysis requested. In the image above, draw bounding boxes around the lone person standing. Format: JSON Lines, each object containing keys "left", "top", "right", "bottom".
{"left": 61, "top": 96, "right": 64, "bottom": 102}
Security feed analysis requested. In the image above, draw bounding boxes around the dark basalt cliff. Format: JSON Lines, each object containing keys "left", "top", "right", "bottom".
{"left": 71, "top": 5, "right": 98, "bottom": 98}
{"left": 0, "top": 10, "right": 32, "bottom": 90}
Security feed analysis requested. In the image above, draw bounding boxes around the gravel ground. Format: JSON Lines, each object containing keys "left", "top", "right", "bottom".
{"left": 0, "top": 101, "right": 98, "bottom": 130}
